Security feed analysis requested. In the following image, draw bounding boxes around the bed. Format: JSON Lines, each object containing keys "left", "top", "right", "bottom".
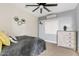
{"left": 0, "top": 36, "right": 46, "bottom": 56}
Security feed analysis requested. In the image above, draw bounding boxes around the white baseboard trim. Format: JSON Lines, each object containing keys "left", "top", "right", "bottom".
{"left": 44, "top": 40, "right": 57, "bottom": 44}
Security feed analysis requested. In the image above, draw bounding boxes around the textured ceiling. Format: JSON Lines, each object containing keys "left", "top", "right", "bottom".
{"left": 14, "top": 3, "right": 78, "bottom": 17}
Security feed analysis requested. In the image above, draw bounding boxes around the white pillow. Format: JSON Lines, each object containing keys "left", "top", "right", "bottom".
{"left": 9, "top": 35, "right": 18, "bottom": 43}
{"left": 9, "top": 37, "right": 18, "bottom": 43}
{"left": 10, "top": 35, "right": 17, "bottom": 40}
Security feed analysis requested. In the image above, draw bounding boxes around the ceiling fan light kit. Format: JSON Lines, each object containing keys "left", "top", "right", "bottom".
{"left": 25, "top": 3, "right": 58, "bottom": 14}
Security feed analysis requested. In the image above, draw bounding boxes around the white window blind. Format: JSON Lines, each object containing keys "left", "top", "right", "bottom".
{"left": 44, "top": 19, "right": 58, "bottom": 34}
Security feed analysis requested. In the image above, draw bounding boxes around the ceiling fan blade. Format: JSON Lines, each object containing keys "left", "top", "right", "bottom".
{"left": 32, "top": 6, "right": 39, "bottom": 12}
{"left": 40, "top": 8, "right": 42, "bottom": 14}
{"left": 44, "top": 4, "right": 58, "bottom": 6}
{"left": 43, "top": 6, "right": 51, "bottom": 12}
{"left": 26, "top": 5, "right": 38, "bottom": 7}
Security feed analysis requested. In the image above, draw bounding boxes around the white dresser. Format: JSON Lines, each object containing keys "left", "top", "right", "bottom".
{"left": 57, "top": 31, "right": 77, "bottom": 50}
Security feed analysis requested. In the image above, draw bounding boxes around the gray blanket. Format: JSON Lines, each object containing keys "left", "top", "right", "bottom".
{"left": 0, "top": 36, "right": 46, "bottom": 56}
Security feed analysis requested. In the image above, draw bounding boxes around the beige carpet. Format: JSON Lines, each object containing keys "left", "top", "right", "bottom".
{"left": 40, "top": 42, "right": 79, "bottom": 56}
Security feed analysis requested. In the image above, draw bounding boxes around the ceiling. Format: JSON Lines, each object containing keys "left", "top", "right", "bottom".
{"left": 14, "top": 3, "right": 78, "bottom": 17}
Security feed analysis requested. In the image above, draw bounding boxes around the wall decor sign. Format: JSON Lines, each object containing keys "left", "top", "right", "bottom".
{"left": 14, "top": 16, "right": 26, "bottom": 25}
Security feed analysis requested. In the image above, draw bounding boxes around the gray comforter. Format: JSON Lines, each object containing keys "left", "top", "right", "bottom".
{"left": 0, "top": 36, "right": 46, "bottom": 56}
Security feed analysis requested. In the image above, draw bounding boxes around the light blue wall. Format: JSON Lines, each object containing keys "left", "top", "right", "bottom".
{"left": 76, "top": 4, "right": 79, "bottom": 48}
{"left": 38, "top": 9, "right": 77, "bottom": 44}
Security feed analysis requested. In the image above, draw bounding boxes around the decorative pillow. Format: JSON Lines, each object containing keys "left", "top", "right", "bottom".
{"left": 9, "top": 35, "right": 17, "bottom": 41}
{"left": 0, "top": 40, "right": 2, "bottom": 53}
{"left": 0, "top": 32, "right": 10, "bottom": 46}
{"left": 9, "top": 36, "right": 18, "bottom": 43}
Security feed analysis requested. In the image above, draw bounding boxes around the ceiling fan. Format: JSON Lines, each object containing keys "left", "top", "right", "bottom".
{"left": 25, "top": 3, "right": 58, "bottom": 14}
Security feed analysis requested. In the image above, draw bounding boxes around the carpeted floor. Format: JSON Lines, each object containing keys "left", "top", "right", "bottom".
{"left": 39, "top": 42, "right": 79, "bottom": 56}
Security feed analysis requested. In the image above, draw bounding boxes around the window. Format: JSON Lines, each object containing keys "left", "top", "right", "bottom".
{"left": 44, "top": 19, "right": 58, "bottom": 34}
